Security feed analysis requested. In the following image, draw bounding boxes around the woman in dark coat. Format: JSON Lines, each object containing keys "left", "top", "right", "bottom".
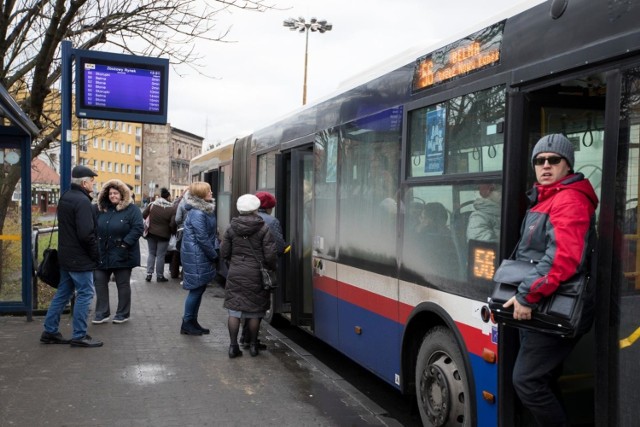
{"left": 179, "top": 182, "right": 217, "bottom": 336}
{"left": 93, "top": 179, "right": 144, "bottom": 324}
{"left": 221, "top": 194, "right": 277, "bottom": 358}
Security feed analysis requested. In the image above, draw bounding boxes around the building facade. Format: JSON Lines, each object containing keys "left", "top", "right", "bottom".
{"left": 142, "top": 124, "right": 203, "bottom": 202}
{"left": 75, "top": 118, "right": 142, "bottom": 201}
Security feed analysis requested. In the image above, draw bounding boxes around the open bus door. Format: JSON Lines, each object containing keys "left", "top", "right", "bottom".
{"left": 503, "top": 71, "right": 611, "bottom": 426}
{"left": 284, "top": 146, "right": 314, "bottom": 331}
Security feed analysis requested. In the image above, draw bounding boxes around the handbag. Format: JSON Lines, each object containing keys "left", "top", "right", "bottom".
{"left": 167, "top": 234, "right": 177, "bottom": 251}
{"left": 36, "top": 215, "right": 60, "bottom": 288}
{"left": 143, "top": 205, "right": 153, "bottom": 237}
{"left": 245, "top": 230, "right": 277, "bottom": 292}
{"left": 489, "top": 258, "right": 590, "bottom": 338}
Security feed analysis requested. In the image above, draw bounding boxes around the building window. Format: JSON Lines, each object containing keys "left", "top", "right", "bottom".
{"left": 108, "top": 140, "right": 112, "bottom": 151}
{"left": 101, "top": 161, "right": 105, "bottom": 171}
{"left": 108, "top": 162, "right": 112, "bottom": 172}
{"left": 93, "top": 137, "right": 98, "bottom": 148}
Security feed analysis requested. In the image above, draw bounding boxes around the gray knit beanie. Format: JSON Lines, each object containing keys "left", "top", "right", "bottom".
{"left": 531, "top": 134, "right": 574, "bottom": 169}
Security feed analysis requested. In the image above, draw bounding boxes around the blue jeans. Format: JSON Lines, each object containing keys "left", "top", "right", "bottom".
{"left": 512, "top": 329, "right": 580, "bottom": 427}
{"left": 146, "top": 236, "right": 169, "bottom": 277}
{"left": 183, "top": 285, "right": 206, "bottom": 322}
{"left": 44, "top": 269, "right": 95, "bottom": 340}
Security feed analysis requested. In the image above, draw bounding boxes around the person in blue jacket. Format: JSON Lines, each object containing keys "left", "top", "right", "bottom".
{"left": 179, "top": 181, "right": 218, "bottom": 336}
{"left": 92, "top": 179, "right": 144, "bottom": 324}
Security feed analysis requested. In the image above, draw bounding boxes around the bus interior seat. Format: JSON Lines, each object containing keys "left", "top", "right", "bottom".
{"left": 451, "top": 210, "right": 473, "bottom": 270}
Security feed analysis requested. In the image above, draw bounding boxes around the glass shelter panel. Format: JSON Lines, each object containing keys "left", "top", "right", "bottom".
{"left": 408, "top": 85, "right": 506, "bottom": 177}
{"left": 0, "top": 147, "right": 23, "bottom": 303}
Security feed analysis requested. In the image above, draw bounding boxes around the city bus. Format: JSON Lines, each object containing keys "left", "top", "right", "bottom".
{"left": 190, "top": 1, "right": 640, "bottom": 425}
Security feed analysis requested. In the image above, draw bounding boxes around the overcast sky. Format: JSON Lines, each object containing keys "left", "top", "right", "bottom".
{"left": 167, "top": 0, "right": 543, "bottom": 149}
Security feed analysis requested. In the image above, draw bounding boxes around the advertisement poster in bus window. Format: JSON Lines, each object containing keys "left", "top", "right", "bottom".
{"left": 425, "top": 107, "right": 446, "bottom": 174}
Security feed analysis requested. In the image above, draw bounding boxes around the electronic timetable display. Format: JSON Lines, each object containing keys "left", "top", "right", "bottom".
{"left": 75, "top": 49, "right": 169, "bottom": 124}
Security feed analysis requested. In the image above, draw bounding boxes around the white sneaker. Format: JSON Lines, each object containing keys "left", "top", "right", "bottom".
{"left": 91, "top": 316, "right": 110, "bottom": 324}
{"left": 112, "top": 316, "right": 130, "bottom": 324}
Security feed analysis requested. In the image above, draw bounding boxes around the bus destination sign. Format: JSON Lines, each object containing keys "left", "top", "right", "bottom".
{"left": 412, "top": 21, "right": 505, "bottom": 92}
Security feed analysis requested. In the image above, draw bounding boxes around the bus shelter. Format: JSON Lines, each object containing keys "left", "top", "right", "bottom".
{"left": 0, "top": 84, "right": 40, "bottom": 320}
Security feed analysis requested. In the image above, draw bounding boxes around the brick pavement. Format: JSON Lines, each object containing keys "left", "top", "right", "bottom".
{"left": 0, "top": 252, "right": 402, "bottom": 427}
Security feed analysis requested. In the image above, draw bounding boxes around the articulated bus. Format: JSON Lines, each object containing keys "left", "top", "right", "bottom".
{"left": 190, "top": 1, "right": 640, "bottom": 425}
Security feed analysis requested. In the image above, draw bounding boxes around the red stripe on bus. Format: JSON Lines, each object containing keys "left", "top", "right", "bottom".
{"left": 314, "top": 275, "right": 496, "bottom": 356}
{"left": 314, "top": 275, "right": 400, "bottom": 322}
{"left": 456, "top": 321, "right": 497, "bottom": 354}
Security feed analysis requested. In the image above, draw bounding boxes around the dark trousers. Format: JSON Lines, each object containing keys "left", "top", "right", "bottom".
{"left": 94, "top": 268, "right": 132, "bottom": 319}
{"left": 512, "top": 329, "right": 580, "bottom": 427}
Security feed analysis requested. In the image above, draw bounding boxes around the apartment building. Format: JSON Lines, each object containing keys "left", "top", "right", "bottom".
{"left": 74, "top": 118, "right": 143, "bottom": 201}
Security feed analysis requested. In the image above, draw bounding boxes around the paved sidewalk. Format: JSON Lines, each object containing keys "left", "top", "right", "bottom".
{"left": 0, "top": 254, "right": 401, "bottom": 426}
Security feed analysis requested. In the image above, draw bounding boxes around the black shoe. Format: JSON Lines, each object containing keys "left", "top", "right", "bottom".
{"left": 40, "top": 331, "right": 70, "bottom": 344}
{"left": 229, "top": 344, "right": 243, "bottom": 359}
{"left": 180, "top": 320, "right": 203, "bottom": 336}
{"left": 70, "top": 335, "right": 103, "bottom": 348}
{"left": 256, "top": 341, "right": 267, "bottom": 350}
{"left": 249, "top": 342, "right": 259, "bottom": 357}
{"left": 145, "top": 274, "right": 152, "bottom": 282}
{"left": 157, "top": 276, "right": 169, "bottom": 283}
{"left": 193, "top": 320, "right": 210, "bottom": 334}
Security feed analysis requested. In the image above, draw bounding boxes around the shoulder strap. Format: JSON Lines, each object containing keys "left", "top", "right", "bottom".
{"left": 46, "top": 212, "right": 57, "bottom": 250}
{"left": 244, "top": 225, "right": 269, "bottom": 266}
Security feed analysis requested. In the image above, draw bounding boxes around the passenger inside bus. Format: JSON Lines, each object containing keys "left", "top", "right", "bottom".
{"left": 415, "top": 202, "right": 459, "bottom": 277}
{"left": 467, "top": 183, "right": 502, "bottom": 243}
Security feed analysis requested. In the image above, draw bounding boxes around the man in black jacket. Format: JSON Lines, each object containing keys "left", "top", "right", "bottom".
{"left": 40, "top": 165, "right": 103, "bottom": 348}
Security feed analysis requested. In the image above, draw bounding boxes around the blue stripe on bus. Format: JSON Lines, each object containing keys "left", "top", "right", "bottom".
{"left": 314, "top": 288, "right": 403, "bottom": 388}
{"left": 314, "top": 287, "right": 499, "bottom": 425}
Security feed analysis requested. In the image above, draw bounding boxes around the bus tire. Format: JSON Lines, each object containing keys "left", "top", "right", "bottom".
{"left": 415, "top": 326, "right": 470, "bottom": 427}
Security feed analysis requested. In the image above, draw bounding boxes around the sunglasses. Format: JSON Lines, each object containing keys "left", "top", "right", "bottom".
{"left": 533, "top": 155, "right": 564, "bottom": 166}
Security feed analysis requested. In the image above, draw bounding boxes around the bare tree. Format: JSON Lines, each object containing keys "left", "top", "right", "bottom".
{"left": 0, "top": 0, "right": 272, "bottom": 286}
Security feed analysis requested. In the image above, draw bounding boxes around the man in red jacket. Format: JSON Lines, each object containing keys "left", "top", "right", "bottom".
{"left": 504, "top": 134, "right": 598, "bottom": 426}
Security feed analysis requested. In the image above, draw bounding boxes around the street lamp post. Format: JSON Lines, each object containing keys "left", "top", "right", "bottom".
{"left": 283, "top": 17, "right": 332, "bottom": 105}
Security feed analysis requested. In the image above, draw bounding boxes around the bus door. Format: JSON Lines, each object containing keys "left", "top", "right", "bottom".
{"left": 504, "top": 70, "right": 611, "bottom": 425}
{"left": 287, "top": 146, "right": 314, "bottom": 330}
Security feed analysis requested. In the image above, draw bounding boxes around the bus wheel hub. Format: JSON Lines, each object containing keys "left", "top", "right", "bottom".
{"left": 421, "top": 352, "right": 466, "bottom": 427}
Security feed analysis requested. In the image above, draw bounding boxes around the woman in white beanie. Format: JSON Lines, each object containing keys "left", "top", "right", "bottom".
{"left": 220, "top": 194, "right": 277, "bottom": 358}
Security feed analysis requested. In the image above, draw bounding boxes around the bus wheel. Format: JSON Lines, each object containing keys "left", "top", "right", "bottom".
{"left": 415, "top": 326, "right": 470, "bottom": 427}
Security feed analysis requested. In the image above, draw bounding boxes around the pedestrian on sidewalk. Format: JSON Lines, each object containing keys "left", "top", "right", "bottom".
{"left": 92, "top": 179, "right": 144, "bottom": 325}
{"left": 179, "top": 182, "right": 218, "bottom": 336}
{"left": 221, "top": 194, "right": 277, "bottom": 358}
{"left": 239, "top": 191, "right": 286, "bottom": 350}
{"left": 142, "top": 187, "right": 175, "bottom": 282}
{"left": 40, "top": 165, "right": 103, "bottom": 348}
